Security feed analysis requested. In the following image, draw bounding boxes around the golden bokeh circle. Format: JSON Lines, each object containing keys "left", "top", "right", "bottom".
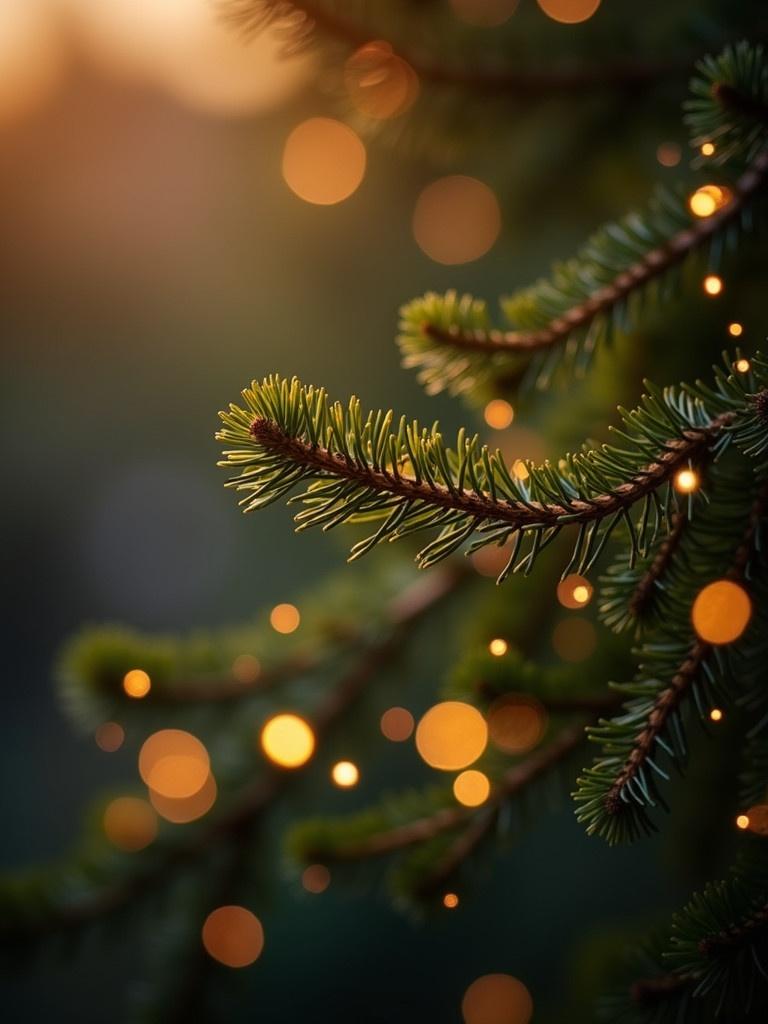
{"left": 261, "top": 713, "right": 315, "bottom": 768}
{"left": 691, "top": 580, "right": 752, "bottom": 644}
{"left": 537, "top": 0, "right": 601, "bottom": 24}
{"left": 103, "top": 796, "right": 157, "bottom": 852}
{"left": 138, "top": 730, "right": 210, "bottom": 799}
{"left": 462, "top": 973, "right": 534, "bottom": 1024}
{"left": 202, "top": 906, "right": 264, "bottom": 968}
{"left": 453, "top": 770, "right": 491, "bottom": 807}
{"left": 415, "top": 701, "right": 488, "bottom": 771}
{"left": 380, "top": 706, "right": 415, "bottom": 742}
{"left": 487, "top": 695, "right": 547, "bottom": 755}
{"left": 413, "top": 175, "right": 500, "bottom": 265}
{"left": 282, "top": 118, "right": 366, "bottom": 206}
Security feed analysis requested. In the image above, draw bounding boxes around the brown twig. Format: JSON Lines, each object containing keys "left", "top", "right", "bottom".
{"left": 629, "top": 510, "right": 689, "bottom": 618}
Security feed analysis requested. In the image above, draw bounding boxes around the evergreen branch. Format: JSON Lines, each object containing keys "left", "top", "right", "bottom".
{"left": 221, "top": 0, "right": 692, "bottom": 97}
{"left": 218, "top": 370, "right": 753, "bottom": 575}
{"left": 0, "top": 568, "right": 463, "bottom": 942}
{"left": 627, "top": 512, "right": 689, "bottom": 621}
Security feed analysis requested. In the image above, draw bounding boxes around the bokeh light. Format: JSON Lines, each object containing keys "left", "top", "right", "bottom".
{"left": 380, "top": 706, "right": 415, "bottom": 742}
{"left": 736, "top": 813, "right": 750, "bottom": 830}
{"left": 331, "top": 760, "right": 360, "bottom": 788}
{"left": 0, "top": 0, "right": 65, "bottom": 125}
{"left": 232, "top": 653, "right": 261, "bottom": 686}
{"left": 453, "top": 769, "right": 491, "bottom": 807}
{"left": 471, "top": 543, "right": 513, "bottom": 578}
{"left": 443, "top": 892, "right": 460, "bottom": 908}
{"left": 484, "top": 399, "right": 515, "bottom": 430}
{"left": 261, "top": 713, "right": 315, "bottom": 768}
{"left": 489, "top": 638, "right": 509, "bottom": 657}
{"left": 735, "top": 358, "right": 751, "bottom": 373}
{"left": 103, "top": 796, "right": 157, "bottom": 852}
{"left": 344, "top": 41, "right": 419, "bottom": 119}
{"left": 415, "top": 702, "right": 488, "bottom": 771}
{"left": 556, "top": 574, "right": 593, "bottom": 609}
{"left": 282, "top": 118, "right": 366, "bottom": 205}
{"left": 656, "top": 142, "right": 681, "bottom": 167}
{"left": 703, "top": 274, "right": 723, "bottom": 296}
{"left": 95, "top": 721, "right": 125, "bottom": 752}
{"left": 149, "top": 771, "right": 217, "bottom": 823}
{"left": 462, "top": 973, "right": 534, "bottom": 1024}
{"left": 728, "top": 322, "right": 744, "bottom": 337}
{"left": 413, "top": 175, "right": 500, "bottom": 265}
{"left": 701, "top": 141, "right": 716, "bottom": 156}
{"left": 674, "top": 468, "right": 699, "bottom": 494}
{"left": 743, "top": 804, "right": 768, "bottom": 836}
{"left": 450, "top": 0, "right": 520, "bottom": 26}
{"left": 123, "top": 668, "right": 151, "bottom": 698}
{"left": 302, "top": 863, "right": 331, "bottom": 893}
{"left": 710, "top": 708, "right": 723, "bottom": 722}
{"left": 269, "top": 602, "right": 301, "bottom": 634}
{"left": 487, "top": 695, "right": 547, "bottom": 754}
{"left": 552, "top": 618, "right": 597, "bottom": 662}
{"left": 537, "top": 0, "right": 602, "bottom": 24}
{"left": 202, "top": 906, "right": 264, "bottom": 968}
{"left": 688, "top": 184, "right": 732, "bottom": 218}
{"left": 692, "top": 580, "right": 752, "bottom": 644}
{"left": 139, "top": 729, "right": 210, "bottom": 799}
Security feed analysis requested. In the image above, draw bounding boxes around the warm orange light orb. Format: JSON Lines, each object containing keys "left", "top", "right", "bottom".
{"left": 443, "top": 891, "right": 460, "bottom": 908}
{"left": 413, "top": 175, "right": 500, "bottom": 265}
{"left": 139, "top": 730, "right": 210, "bottom": 799}
{"left": 489, "top": 638, "right": 509, "bottom": 657}
{"left": 380, "top": 706, "right": 415, "bottom": 742}
{"left": 344, "top": 41, "right": 419, "bottom": 120}
{"left": 557, "top": 574, "right": 593, "bottom": 609}
{"left": 701, "top": 142, "right": 716, "bottom": 156}
{"left": 232, "top": 653, "right": 261, "bottom": 686}
{"left": 728, "top": 322, "right": 744, "bottom": 338}
{"left": 703, "top": 274, "right": 724, "bottom": 296}
{"left": 656, "top": 142, "right": 681, "bottom": 168}
{"left": 734, "top": 358, "right": 751, "bottom": 373}
{"left": 692, "top": 580, "right": 752, "bottom": 644}
{"left": 736, "top": 814, "right": 750, "bottom": 830}
{"left": 415, "top": 702, "right": 488, "bottom": 771}
{"left": 103, "top": 797, "right": 157, "bottom": 852}
{"left": 95, "top": 721, "right": 125, "bottom": 752}
{"left": 484, "top": 399, "right": 515, "bottom": 430}
{"left": 302, "top": 863, "right": 331, "bottom": 893}
{"left": 123, "top": 668, "right": 151, "bottom": 698}
{"left": 487, "top": 695, "right": 547, "bottom": 754}
{"left": 689, "top": 185, "right": 731, "bottom": 218}
{"left": 462, "top": 973, "right": 534, "bottom": 1024}
{"left": 674, "top": 468, "right": 699, "bottom": 494}
{"left": 269, "top": 602, "right": 301, "bottom": 634}
{"left": 453, "top": 770, "right": 491, "bottom": 807}
{"left": 202, "top": 906, "right": 264, "bottom": 968}
{"left": 261, "top": 713, "right": 315, "bottom": 768}
{"left": 149, "top": 771, "right": 217, "bottom": 823}
{"left": 331, "top": 760, "right": 360, "bottom": 788}
{"left": 709, "top": 708, "right": 723, "bottom": 723}
{"left": 537, "top": 0, "right": 602, "bottom": 24}
{"left": 282, "top": 118, "right": 366, "bottom": 205}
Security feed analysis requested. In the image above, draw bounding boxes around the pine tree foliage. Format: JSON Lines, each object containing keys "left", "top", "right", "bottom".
{"left": 398, "top": 43, "right": 768, "bottom": 401}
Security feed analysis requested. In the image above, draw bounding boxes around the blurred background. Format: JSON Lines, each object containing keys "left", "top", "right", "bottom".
{"left": 1, "top": 1, "right": 764, "bottom": 1021}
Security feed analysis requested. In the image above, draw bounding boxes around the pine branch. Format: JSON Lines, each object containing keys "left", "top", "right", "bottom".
{"left": 627, "top": 512, "right": 689, "bottom": 621}
{"left": 218, "top": 368, "right": 759, "bottom": 576}
{"left": 0, "top": 567, "right": 463, "bottom": 942}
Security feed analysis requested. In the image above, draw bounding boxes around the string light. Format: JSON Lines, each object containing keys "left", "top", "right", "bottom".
{"left": 149, "top": 772, "right": 217, "bottom": 823}
{"left": 728, "top": 322, "right": 744, "bottom": 337}
{"left": 453, "top": 769, "right": 491, "bottom": 807}
{"left": 674, "top": 468, "right": 699, "bottom": 494}
{"left": 443, "top": 892, "right": 459, "bottom": 908}
{"left": 488, "top": 638, "right": 508, "bottom": 657}
{"left": 331, "top": 760, "right": 359, "bottom": 788}
{"left": 344, "top": 41, "right": 419, "bottom": 120}
{"left": 282, "top": 118, "right": 366, "bottom": 205}
{"left": 692, "top": 580, "right": 752, "bottom": 644}
{"left": 123, "top": 668, "right": 151, "bottom": 698}
{"left": 483, "top": 399, "right": 515, "bottom": 430}
{"left": 413, "top": 175, "right": 500, "bottom": 265}
{"left": 736, "top": 814, "right": 750, "bottom": 830}
{"left": 380, "top": 706, "right": 415, "bottom": 741}
{"left": 202, "top": 906, "right": 264, "bottom": 967}
{"left": 260, "top": 713, "right": 315, "bottom": 768}
{"left": 139, "top": 730, "right": 210, "bottom": 799}
{"left": 710, "top": 708, "right": 723, "bottom": 722}
{"left": 415, "top": 701, "right": 488, "bottom": 770}
{"left": 557, "top": 574, "right": 593, "bottom": 609}
{"left": 701, "top": 141, "right": 716, "bottom": 156}
{"left": 703, "top": 274, "right": 724, "bottom": 296}
{"left": 270, "top": 603, "right": 300, "bottom": 634}
{"left": 735, "top": 358, "right": 751, "bottom": 373}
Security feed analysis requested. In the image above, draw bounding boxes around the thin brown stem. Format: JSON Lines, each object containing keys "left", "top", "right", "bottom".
{"left": 629, "top": 510, "right": 688, "bottom": 618}
{"left": 251, "top": 414, "right": 733, "bottom": 531}
{"left": 421, "top": 150, "right": 768, "bottom": 357}
{"left": 699, "top": 900, "right": 768, "bottom": 956}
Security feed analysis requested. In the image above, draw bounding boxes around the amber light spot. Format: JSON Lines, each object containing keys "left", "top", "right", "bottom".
{"left": 95, "top": 721, "right": 125, "bottom": 752}
{"left": 709, "top": 708, "right": 723, "bottom": 723}
{"left": 261, "top": 713, "right": 315, "bottom": 768}
{"left": 302, "top": 864, "right": 331, "bottom": 893}
{"left": 413, "top": 175, "right": 500, "bottom": 265}
{"left": 701, "top": 142, "right": 716, "bottom": 156}
{"left": 443, "top": 892, "right": 460, "bottom": 908}
{"left": 471, "top": 543, "right": 513, "bottom": 578}
{"left": 149, "top": 772, "right": 217, "bottom": 823}
{"left": 736, "top": 814, "right": 750, "bottom": 830}
{"left": 552, "top": 618, "right": 597, "bottom": 662}
{"left": 232, "top": 653, "right": 261, "bottom": 686}
{"left": 123, "top": 668, "right": 151, "bottom": 698}
{"left": 674, "top": 468, "right": 699, "bottom": 494}
{"left": 537, "top": 0, "right": 601, "bottom": 24}
{"left": 488, "top": 638, "right": 509, "bottom": 657}
{"left": 202, "top": 906, "right": 264, "bottom": 968}
{"left": 380, "top": 706, "right": 415, "bottom": 742}
{"left": 484, "top": 399, "right": 515, "bottom": 430}
{"left": 703, "top": 274, "right": 724, "bottom": 296}
{"left": 734, "top": 358, "right": 751, "bottom": 373}
{"left": 487, "top": 695, "right": 547, "bottom": 755}
{"left": 692, "top": 580, "right": 752, "bottom": 645}
{"left": 282, "top": 118, "right": 366, "bottom": 205}
{"left": 269, "top": 602, "right": 301, "bottom": 634}
{"left": 556, "top": 574, "right": 593, "bottom": 609}
{"left": 656, "top": 142, "right": 681, "bottom": 168}
{"left": 462, "top": 973, "right": 534, "bottom": 1024}
{"left": 453, "top": 769, "right": 491, "bottom": 807}
{"left": 139, "top": 730, "right": 210, "bottom": 799}
{"left": 415, "top": 702, "right": 488, "bottom": 771}
{"left": 344, "top": 41, "right": 419, "bottom": 120}
{"left": 331, "top": 760, "right": 360, "bottom": 788}
{"left": 688, "top": 184, "right": 732, "bottom": 218}
{"left": 728, "top": 322, "right": 744, "bottom": 338}
{"left": 103, "top": 797, "right": 157, "bottom": 852}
